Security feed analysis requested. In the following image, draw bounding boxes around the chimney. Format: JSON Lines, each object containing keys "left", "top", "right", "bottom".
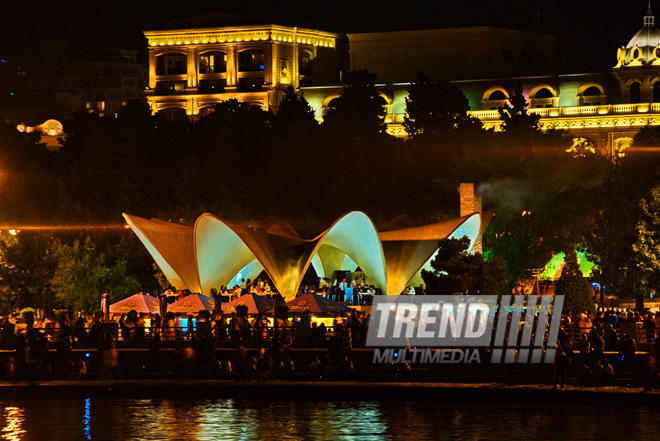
{"left": 460, "top": 183, "right": 475, "bottom": 217}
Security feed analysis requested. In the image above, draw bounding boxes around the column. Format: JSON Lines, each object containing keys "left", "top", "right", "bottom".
{"left": 187, "top": 47, "right": 198, "bottom": 89}
{"left": 264, "top": 44, "right": 272, "bottom": 86}
{"left": 226, "top": 45, "right": 237, "bottom": 89}
{"left": 148, "top": 49, "right": 156, "bottom": 89}
{"left": 293, "top": 28, "right": 299, "bottom": 89}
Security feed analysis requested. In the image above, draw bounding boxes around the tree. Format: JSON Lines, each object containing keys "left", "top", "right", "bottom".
{"left": 50, "top": 237, "right": 140, "bottom": 314}
{"left": 555, "top": 247, "right": 595, "bottom": 314}
{"left": 0, "top": 233, "right": 57, "bottom": 314}
{"left": 274, "top": 85, "right": 318, "bottom": 133}
{"left": 633, "top": 184, "right": 660, "bottom": 294}
{"left": 498, "top": 82, "right": 540, "bottom": 134}
{"left": 323, "top": 69, "right": 386, "bottom": 140}
{"left": 422, "top": 237, "right": 506, "bottom": 295}
{"left": 633, "top": 125, "right": 660, "bottom": 147}
{"left": 404, "top": 72, "right": 482, "bottom": 143}
{"left": 587, "top": 155, "right": 659, "bottom": 302}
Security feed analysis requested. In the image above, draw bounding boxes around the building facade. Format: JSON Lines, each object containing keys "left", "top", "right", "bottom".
{"left": 143, "top": 25, "right": 340, "bottom": 120}
{"left": 144, "top": 5, "right": 660, "bottom": 155}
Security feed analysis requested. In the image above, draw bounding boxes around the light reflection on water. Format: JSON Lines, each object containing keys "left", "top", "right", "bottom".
{"left": 1, "top": 407, "right": 26, "bottom": 441}
{"left": 0, "top": 398, "right": 658, "bottom": 440}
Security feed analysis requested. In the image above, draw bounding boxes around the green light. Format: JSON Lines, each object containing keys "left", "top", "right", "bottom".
{"left": 538, "top": 251, "right": 595, "bottom": 280}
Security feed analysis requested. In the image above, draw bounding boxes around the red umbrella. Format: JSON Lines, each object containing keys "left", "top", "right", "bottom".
{"left": 222, "top": 293, "right": 274, "bottom": 315}
{"left": 109, "top": 293, "right": 160, "bottom": 315}
{"left": 167, "top": 294, "right": 215, "bottom": 314}
{"left": 286, "top": 294, "right": 352, "bottom": 314}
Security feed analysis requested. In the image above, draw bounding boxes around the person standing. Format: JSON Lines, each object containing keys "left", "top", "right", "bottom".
{"left": 339, "top": 278, "right": 347, "bottom": 302}
{"left": 553, "top": 345, "right": 570, "bottom": 390}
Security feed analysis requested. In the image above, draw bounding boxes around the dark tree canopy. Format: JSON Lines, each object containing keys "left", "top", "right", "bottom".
{"left": 275, "top": 85, "right": 318, "bottom": 133}
{"left": 633, "top": 125, "right": 660, "bottom": 147}
{"left": 498, "top": 82, "right": 541, "bottom": 134}
{"left": 323, "top": 69, "right": 386, "bottom": 140}
{"left": 422, "top": 237, "right": 506, "bottom": 295}
{"left": 404, "top": 72, "right": 482, "bottom": 143}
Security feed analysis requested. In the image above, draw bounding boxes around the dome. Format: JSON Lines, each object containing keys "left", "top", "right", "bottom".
{"left": 617, "top": 3, "right": 660, "bottom": 66}
{"left": 626, "top": 26, "right": 660, "bottom": 50}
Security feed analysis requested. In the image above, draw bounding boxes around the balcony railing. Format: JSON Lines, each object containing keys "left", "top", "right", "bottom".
{"left": 156, "top": 67, "right": 187, "bottom": 76}
{"left": 469, "top": 102, "right": 660, "bottom": 121}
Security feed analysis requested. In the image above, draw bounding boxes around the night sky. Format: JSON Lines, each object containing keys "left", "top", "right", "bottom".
{"left": 0, "top": 0, "right": 654, "bottom": 74}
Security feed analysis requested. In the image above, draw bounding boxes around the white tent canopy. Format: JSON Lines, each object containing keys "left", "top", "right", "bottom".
{"left": 123, "top": 211, "right": 485, "bottom": 301}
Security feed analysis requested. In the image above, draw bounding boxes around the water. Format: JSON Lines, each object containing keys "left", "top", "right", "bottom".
{"left": 0, "top": 398, "right": 657, "bottom": 441}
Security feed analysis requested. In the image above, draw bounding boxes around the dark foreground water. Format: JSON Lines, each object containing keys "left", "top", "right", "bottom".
{"left": 0, "top": 397, "right": 657, "bottom": 441}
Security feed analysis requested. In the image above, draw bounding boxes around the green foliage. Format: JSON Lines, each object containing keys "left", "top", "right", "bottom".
{"left": 634, "top": 184, "right": 660, "bottom": 292}
{"left": 555, "top": 247, "right": 595, "bottom": 314}
{"left": 422, "top": 237, "right": 506, "bottom": 295}
{"left": 0, "top": 233, "right": 57, "bottom": 314}
{"left": 50, "top": 237, "right": 140, "bottom": 314}
{"left": 482, "top": 147, "right": 609, "bottom": 292}
{"left": 587, "top": 155, "right": 660, "bottom": 298}
{"left": 404, "top": 72, "right": 483, "bottom": 144}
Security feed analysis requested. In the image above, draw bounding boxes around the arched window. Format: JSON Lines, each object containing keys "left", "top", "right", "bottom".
{"left": 654, "top": 82, "right": 660, "bottom": 102}
{"left": 531, "top": 87, "right": 556, "bottom": 108}
{"left": 631, "top": 82, "right": 641, "bottom": 103}
{"left": 534, "top": 88, "right": 554, "bottom": 98}
{"left": 299, "top": 50, "right": 313, "bottom": 76}
{"left": 199, "top": 51, "right": 226, "bottom": 74}
{"left": 238, "top": 50, "right": 265, "bottom": 72}
{"left": 489, "top": 90, "right": 506, "bottom": 100}
{"left": 583, "top": 86, "right": 601, "bottom": 96}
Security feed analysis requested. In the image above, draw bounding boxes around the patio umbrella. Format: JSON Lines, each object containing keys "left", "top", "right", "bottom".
{"left": 109, "top": 293, "right": 160, "bottom": 315}
{"left": 167, "top": 293, "right": 215, "bottom": 314}
{"left": 286, "top": 293, "right": 352, "bottom": 314}
{"left": 222, "top": 293, "right": 274, "bottom": 315}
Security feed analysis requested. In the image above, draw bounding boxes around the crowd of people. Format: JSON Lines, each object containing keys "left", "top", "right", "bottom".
{"left": 4, "top": 297, "right": 660, "bottom": 390}
{"left": 552, "top": 309, "right": 660, "bottom": 391}
{"left": 212, "top": 276, "right": 382, "bottom": 306}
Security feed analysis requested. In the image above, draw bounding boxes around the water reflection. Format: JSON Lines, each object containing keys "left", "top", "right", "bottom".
{"left": 82, "top": 399, "right": 90, "bottom": 440}
{"left": 0, "top": 398, "right": 658, "bottom": 440}
{"left": 2, "top": 406, "right": 26, "bottom": 441}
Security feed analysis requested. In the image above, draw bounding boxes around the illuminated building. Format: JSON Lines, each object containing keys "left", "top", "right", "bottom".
{"left": 143, "top": 24, "right": 339, "bottom": 120}
{"left": 143, "top": 5, "right": 660, "bottom": 155}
